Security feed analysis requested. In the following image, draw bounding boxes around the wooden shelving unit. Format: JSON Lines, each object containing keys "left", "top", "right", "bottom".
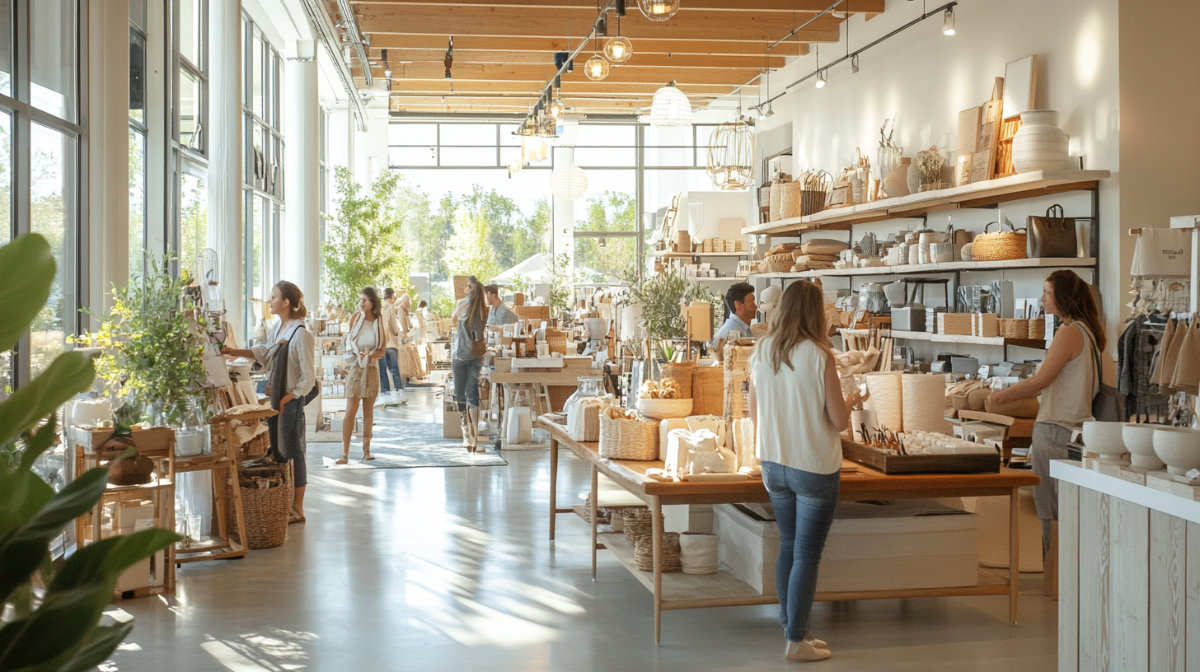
{"left": 649, "top": 250, "right": 749, "bottom": 259}
{"left": 752, "top": 256, "right": 1096, "bottom": 280}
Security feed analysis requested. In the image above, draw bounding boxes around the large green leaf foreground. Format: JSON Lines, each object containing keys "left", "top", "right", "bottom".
{"left": 0, "top": 233, "right": 180, "bottom": 671}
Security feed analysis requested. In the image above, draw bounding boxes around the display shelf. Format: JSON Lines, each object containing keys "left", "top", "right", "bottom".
{"left": 686, "top": 276, "right": 749, "bottom": 283}
{"left": 600, "top": 532, "right": 775, "bottom": 605}
{"left": 753, "top": 256, "right": 1096, "bottom": 280}
{"left": 650, "top": 250, "right": 748, "bottom": 259}
{"left": 744, "top": 170, "right": 1111, "bottom": 237}
{"left": 838, "top": 327, "right": 1048, "bottom": 349}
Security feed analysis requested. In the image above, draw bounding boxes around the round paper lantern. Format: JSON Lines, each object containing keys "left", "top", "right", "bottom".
{"left": 552, "top": 164, "right": 588, "bottom": 200}
{"left": 649, "top": 83, "right": 692, "bottom": 128}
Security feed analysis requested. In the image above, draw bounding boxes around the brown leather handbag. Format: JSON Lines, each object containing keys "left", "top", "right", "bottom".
{"left": 1027, "top": 204, "right": 1078, "bottom": 258}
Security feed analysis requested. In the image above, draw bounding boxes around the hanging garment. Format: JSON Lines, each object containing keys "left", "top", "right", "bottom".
{"left": 1170, "top": 317, "right": 1200, "bottom": 395}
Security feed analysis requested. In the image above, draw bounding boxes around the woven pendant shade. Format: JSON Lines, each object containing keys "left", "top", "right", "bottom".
{"left": 552, "top": 164, "right": 588, "bottom": 200}
{"left": 649, "top": 83, "right": 692, "bottom": 128}
{"left": 707, "top": 119, "right": 756, "bottom": 190}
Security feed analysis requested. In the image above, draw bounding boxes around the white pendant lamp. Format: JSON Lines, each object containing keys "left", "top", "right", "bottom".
{"left": 638, "top": 0, "right": 680, "bottom": 22}
{"left": 649, "top": 82, "right": 692, "bottom": 128}
{"left": 552, "top": 164, "right": 589, "bottom": 200}
{"left": 706, "top": 117, "right": 756, "bottom": 190}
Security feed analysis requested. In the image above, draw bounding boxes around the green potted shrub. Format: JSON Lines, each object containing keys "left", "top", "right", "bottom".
{"left": 0, "top": 233, "right": 179, "bottom": 670}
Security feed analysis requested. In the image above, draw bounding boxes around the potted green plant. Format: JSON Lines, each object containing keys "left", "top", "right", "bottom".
{"left": 104, "top": 403, "right": 153, "bottom": 486}
{"left": 0, "top": 233, "right": 179, "bottom": 670}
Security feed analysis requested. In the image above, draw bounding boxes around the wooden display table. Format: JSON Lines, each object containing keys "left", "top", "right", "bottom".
{"left": 538, "top": 415, "right": 1040, "bottom": 643}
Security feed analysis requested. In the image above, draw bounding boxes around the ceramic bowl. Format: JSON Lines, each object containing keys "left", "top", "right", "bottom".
{"left": 1152, "top": 428, "right": 1200, "bottom": 476}
{"left": 1081, "top": 421, "right": 1127, "bottom": 461}
{"left": 1122, "top": 423, "right": 1164, "bottom": 470}
{"left": 637, "top": 397, "right": 693, "bottom": 420}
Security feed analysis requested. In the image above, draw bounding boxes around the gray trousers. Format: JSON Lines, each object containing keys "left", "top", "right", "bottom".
{"left": 1030, "top": 422, "right": 1073, "bottom": 522}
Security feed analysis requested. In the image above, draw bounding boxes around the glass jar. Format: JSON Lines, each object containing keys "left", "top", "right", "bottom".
{"left": 564, "top": 376, "right": 606, "bottom": 417}
{"left": 174, "top": 396, "right": 211, "bottom": 457}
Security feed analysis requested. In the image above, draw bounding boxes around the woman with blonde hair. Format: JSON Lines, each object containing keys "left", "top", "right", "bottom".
{"left": 336, "top": 287, "right": 386, "bottom": 464}
{"left": 221, "top": 280, "right": 315, "bottom": 523}
{"left": 451, "top": 276, "right": 488, "bottom": 452}
{"left": 749, "top": 280, "right": 858, "bottom": 663}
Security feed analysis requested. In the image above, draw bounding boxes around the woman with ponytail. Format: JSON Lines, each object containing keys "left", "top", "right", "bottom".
{"left": 991, "top": 270, "right": 1106, "bottom": 549}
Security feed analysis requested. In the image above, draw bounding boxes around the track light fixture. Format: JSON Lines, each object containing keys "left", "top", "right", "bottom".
{"left": 942, "top": 7, "right": 956, "bottom": 36}
{"left": 851, "top": 54, "right": 860, "bottom": 74}
{"left": 815, "top": 69, "right": 826, "bottom": 89}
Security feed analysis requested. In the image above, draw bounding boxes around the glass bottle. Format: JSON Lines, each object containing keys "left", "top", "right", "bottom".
{"left": 564, "top": 376, "right": 606, "bottom": 417}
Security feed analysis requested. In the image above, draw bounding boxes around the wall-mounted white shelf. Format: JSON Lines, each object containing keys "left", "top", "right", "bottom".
{"left": 838, "top": 327, "right": 1048, "bottom": 349}
{"left": 745, "top": 170, "right": 1111, "bottom": 237}
{"left": 753, "top": 256, "right": 1096, "bottom": 280}
{"left": 686, "top": 276, "right": 749, "bottom": 283}
{"left": 650, "top": 251, "right": 749, "bottom": 259}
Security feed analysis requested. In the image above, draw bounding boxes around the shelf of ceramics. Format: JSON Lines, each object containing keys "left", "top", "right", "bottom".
{"left": 650, "top": 251, "right": 749, "bottom": 259}
{"left": 686, "top": 276, "right": 749, "bottom": 283}
{"left": 744, "top": 170, "right": 1111, "bottom": 237}
{"left": 752, "top": 256, "right": 1097, "bottom": 280}
{"left": 838, "top": 328, "right": 1048, "bottom": 349}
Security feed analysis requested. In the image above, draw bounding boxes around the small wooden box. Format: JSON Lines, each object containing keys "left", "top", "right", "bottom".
{"left": 938, "top": 313, "right": 974, "bottom": 336}
{"left": 840, "top": 439, "right": 1000, "bottom": 474}
{"left": 974, "top": 313, "right": 1000, "bottom": 338}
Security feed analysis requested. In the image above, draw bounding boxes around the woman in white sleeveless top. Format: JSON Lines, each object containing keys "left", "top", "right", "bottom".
{"left": 749, "top": 280, "right": 857, "bottom": 663}
{"left": 337, "top": 287, "right": 386, "bottom": 464}
{"left": 991, "top": 270, "right": 1105, "bottom": 550}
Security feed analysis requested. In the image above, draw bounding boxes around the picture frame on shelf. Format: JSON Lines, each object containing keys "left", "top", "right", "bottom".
{"left": 1002, "top": 56, "right": 1038, "bottom": 120}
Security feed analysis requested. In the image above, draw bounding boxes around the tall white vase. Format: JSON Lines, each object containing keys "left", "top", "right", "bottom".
{"left": 1011, "top": 110, "right": 1069, "bottom": 173}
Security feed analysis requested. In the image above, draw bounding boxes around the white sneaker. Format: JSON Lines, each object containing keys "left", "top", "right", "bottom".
{"left": 785, "top": 639, "right": 832, "bottom": 662}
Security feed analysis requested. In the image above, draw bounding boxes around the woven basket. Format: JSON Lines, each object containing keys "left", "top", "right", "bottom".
{"left": 634, "top": 532, "right": 682, "bottom": 572}
{"left": 1027, "top": 319, "right": 1046, "bottom": 340}
{"left": 972, "top": 222, "right": 1028, "bottom": 261}
{"left": 763, "top": 253, "right": 794, "bottom": 273}
{"left": 769, "top": 182, "right": 784, "bottom": 221}
{"left": 691, "top": 366, "right": 724, "bottom": 416}
{"left": 801, "top": 188, "right": 826, "bottom": 216}
{"left": 780, "top": 181, "right": 803, "bottom": 219}
{"left": 229, "top": 462, "right": 292, "bottom": 550}
{"left": 661, "top": 362, "right": 696, "bottom": 399}
{"left": 999, "top": 318, "right": 1030, "bottom": 338}
{"left": 599, "top": 415, "right": 660, "bottom": 460}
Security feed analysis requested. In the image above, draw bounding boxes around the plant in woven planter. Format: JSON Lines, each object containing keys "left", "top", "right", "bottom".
{"left": 0, "top": 233, "right": 180, "bottom": 671}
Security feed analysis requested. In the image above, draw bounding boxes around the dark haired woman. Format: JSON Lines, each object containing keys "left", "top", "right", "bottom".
{"left": 748, "top": 280, "right": 858, "bottom": 662}
{"left": 222, "top": 280, "right": 315, "bottom": 523}
{"left": 991, "top": 270, "right": 1106, "bottom": 548}
{"left": 451, "top": 276, "right": 488, "bottom": 452}
{"left": 336, "top": 287, "right": 386, "bottom": 464}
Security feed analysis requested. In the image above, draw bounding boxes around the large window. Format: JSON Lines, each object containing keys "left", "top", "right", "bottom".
{"left": 129, "top": 0, "right": 147, "bottom": 278}
{"left": 173, "top": 0, "right": 207, "bottom": 276}
{"left": 2, "top": 0, "right": 84, "bottom": 388}
{"left": 242, "top": 14, "right": 284, "bottom": 329}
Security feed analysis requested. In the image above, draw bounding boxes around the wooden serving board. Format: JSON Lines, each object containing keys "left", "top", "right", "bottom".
{"left": 841, "top": 440, "right": 1001, "bottom": 475}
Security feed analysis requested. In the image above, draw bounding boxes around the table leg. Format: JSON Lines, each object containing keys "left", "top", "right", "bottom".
{"left": 590, "top": 465, "right": 599, "bottom": 580}
{"left": 1009, "top": 486, "right": 1020, "bottom": 625}
{"left": 652, "top": 495, "right": 663, "bottom": 644}
{"left": 549, "top": 437, "right": 558, "bottom": 541}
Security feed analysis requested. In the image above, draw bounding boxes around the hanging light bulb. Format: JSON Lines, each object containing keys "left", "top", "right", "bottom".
{"left": 638, "top": 0, "right": 680, "bottom": 22}
{"left": 815, "top": 69, "right": 826, "bottom": 89}
{"left": 548, "top": 95, "right": 565, "bottom": 119}
{"left": 649, "top": 82, "right": 692, "bottom": 128}
{"left": 604, "top": 36, "right": 633, "bottom": 63}
{"left": 942, "top": 7, "right": 956, "bottom": 36}
{"left": 585, "top": 54, "right": 610, "bottom": 81}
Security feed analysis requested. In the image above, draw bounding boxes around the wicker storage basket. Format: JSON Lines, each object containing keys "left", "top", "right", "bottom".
{"left": 801, "top": 188, "right": 826, "bottom": 216}
{"left": 972, "top": 222, "right": 1028, "bottom": 261}
{"left": 780, "top": 181, "right": 803, "bottom": 219}
{"left": 599, "top": 415, "right": 660, "bottom": 460}
{"left": 938, "top": 313, "right": 974, "bottom": 336}
{"left": 763, "top": 253, "right": 794, "bottom": 273}
{"left": 999, "top": 318, "right": 1030, "bottom": 338}
{"left": 769, "top": 182, "right": 784, "bottom": 221}
{"left": 691, "top": 366, "right": 724, "bottom": 416}
{"left": 1027, "top": 318, "right": 1046, "bottom": 340}
{"left": 661, "top": 362, "right": 696, "bottom": 399}
{"left": 230, "top": 461, "right": 292, "bottom": 550}
{"left": 634, "top": 532, "right": 682, "bottom": 572}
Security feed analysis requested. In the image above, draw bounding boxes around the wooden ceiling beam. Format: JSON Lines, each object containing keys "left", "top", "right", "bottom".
{"left": 367, "top": 49, "right": 788, "bottom": 69}
{"left": 354, "top": 0, "right": 884, "bottom": 14}
{"left": 355, "top": 6, "right": 843, "bottom": 42}
{"left": 361, "top": 34, "right": 810, "bottom": 56}
{"left": 359, "top": 63, "right": 762, "bottom": 85}
{"left": 376, "top": 78, "right": 752, "bottom": 95}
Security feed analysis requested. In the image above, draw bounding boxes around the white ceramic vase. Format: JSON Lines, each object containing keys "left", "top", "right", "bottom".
{"left": 883, "top": 158, "right": 911, "bottom": 198}
{"left": 1011, "top": 110, "right": 1069, "bottom": 172}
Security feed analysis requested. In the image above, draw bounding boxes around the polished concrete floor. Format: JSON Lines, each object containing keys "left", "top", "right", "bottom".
{"left": 106, "top": 387, "right": 1058, "bottom": 671}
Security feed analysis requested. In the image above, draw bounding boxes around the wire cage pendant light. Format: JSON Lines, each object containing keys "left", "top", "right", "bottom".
{"left": 638, "top": 0, "right": 680, "bottom": 22}
{"left": 706, "top": 117, "right": 756, "bottom": 190}
{"left": 649, "top": 82, "right": 692, "bottom": 128}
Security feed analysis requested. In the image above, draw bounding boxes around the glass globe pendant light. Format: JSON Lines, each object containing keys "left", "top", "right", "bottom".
{"left": 638, "top": 0, "right": 680, "bottom": 22}
{"left": 604, "top": 36, "right": 633, "bottom": 63}
{"left": 584, "top": 54, "right": 610, "bottom": 81}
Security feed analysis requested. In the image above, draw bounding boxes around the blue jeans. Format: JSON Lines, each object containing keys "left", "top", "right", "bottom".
{"left": 452, "top": 357, "right": 483, "bottom": 411}
{"left": 378, "top": 347, "right": 405, "bottom": 392}
{"left": 761, "top": 461, "right": 840, "bottom": 643}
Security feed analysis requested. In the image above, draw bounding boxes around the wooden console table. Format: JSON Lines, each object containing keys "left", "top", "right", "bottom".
{"left": 538, "top": 414, "right": 1039, "bottom": 643}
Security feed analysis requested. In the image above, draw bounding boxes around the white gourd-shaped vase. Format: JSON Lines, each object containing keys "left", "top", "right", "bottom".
{"left": 1011, "top": 110, "right": 1070, "bottom": 172}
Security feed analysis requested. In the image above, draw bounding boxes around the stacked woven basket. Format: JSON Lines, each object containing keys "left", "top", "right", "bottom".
{"left": 621, "top": 508, "right": 682, "bottom": 572}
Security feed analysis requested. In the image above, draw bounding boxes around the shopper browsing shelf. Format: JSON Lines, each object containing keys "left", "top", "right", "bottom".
{"left": 410, "top": 296, "right": 427, "bottom": 344}
{"left": 713, "top": 282, "right": 757, "bottom": 352}
{"left": 748, "top": 280, "right": 858, "bottom": 663}
{"left": 378, "top": 288, "right": 408, "bottom": 405}
{"left": 336, "top": 287, "right": 387, "bottom": 464}
{"left": 221, "top": 280, "right": 315, "bottom": 524}
{"left": 484, "top": 283, "right": 519, "bottom": 326}
{"left": 452, "top": 276, "right": 488, "bottom": 452}
{"left": 990, "top": 270, "right": 1105, "bottom": 550}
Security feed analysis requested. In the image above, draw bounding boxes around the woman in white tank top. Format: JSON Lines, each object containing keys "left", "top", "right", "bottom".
{"left": 749, "top": 280, "right": 859, "bottom": 663}
{"left": 991, "top": 270, "right": 1106, "bottom": 550}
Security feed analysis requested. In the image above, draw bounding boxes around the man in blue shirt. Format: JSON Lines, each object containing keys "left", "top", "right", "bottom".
{"left": 712, "top": 282, "right": 756, "bottom": 352}
{"left": 484, "top": 284, "right": 520, "bottom": 326}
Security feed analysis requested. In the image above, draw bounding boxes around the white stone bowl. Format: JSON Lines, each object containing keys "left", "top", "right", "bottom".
{"left": 1081, "top": 421, "right": 1127, "bottom": 461}
{"left": 1152, "top": 428, "right": 1200, "bottom": 476}
{"left": 1122, "top": 423, "right": 1164, "bottom": 470}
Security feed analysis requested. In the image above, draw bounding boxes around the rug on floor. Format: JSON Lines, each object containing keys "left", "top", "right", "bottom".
{"left": 311, "top": 421, "right": 507, "bottom": 469}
